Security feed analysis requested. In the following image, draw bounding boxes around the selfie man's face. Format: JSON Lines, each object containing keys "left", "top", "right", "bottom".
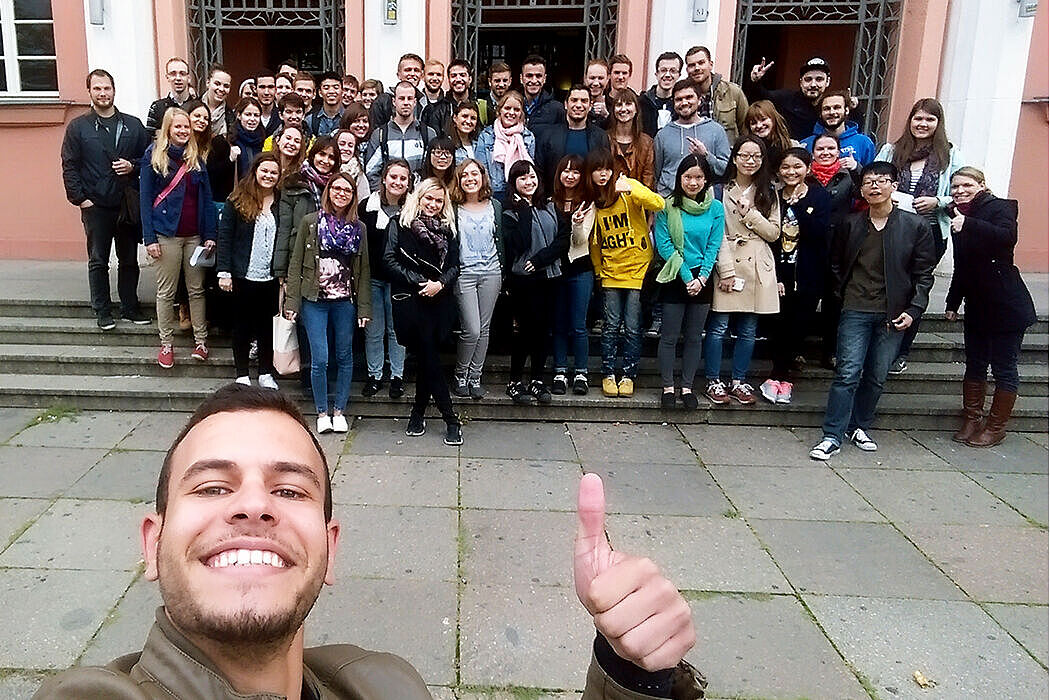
{"left": 141, "top": 410, "right": 339, "bottom": 645}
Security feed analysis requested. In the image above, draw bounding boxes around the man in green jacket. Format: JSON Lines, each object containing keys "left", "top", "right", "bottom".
{"left": 35, "top": 385, "right": 704, "bottom": 699}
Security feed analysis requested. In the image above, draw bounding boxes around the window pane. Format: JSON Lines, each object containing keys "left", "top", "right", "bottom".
{"left": 15, "top": 24, "right": 54, "bottom": 56}
{"left": 13, "top": 0, "right": 52, "bottom": 20}
{"left": 18, "top": 59, "right": 57, "bottom": 91}
{"left": 0, "top": 61, "right": 7, "bottom": 92}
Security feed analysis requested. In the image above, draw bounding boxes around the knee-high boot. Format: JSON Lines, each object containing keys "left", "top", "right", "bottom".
{"left": 953, "top": 379, "right": 986, "bottom": 443}
{"left": 967, "top": 389, "right": 1017, "bottom": 448}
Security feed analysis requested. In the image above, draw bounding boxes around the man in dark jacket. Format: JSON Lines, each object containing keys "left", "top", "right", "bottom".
{"left": 747, "top": 56, "right": 835, "bottom": 141}
{"left": 61, "top": 69, "right": 151, "bottom": 330}
{"left": 421, "top": 59, "right": 481, "bottom": 136}
{"left": 639, "top": 52, "right": 682, "bottom": 137}
{"left": 535, "top": 85, "right": 610, "bottom": 191}
{"left": 520, "top": 54, "right": 566, "bottom": 145}
{"left": 369, "top": 53, "right": 426, "bottom": 126}
{"left": 145, "top": 57, "right": 194, "bottom": 137}
{"left": 810, "top": 161, "right": 936, "bottom": 460}
{"left": 33, "top": 385, "right": 704, "bottom": 699}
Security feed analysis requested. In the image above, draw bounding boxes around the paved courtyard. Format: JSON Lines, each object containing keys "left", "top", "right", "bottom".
{"left": 0, "top": 408, "right": 1046, "bottom": 699}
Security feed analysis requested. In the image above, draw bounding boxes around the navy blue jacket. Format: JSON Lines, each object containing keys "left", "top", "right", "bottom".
{"left": 61, "top": 109, "right": 149, "bottom": 208}
{"left": 139, "top": 144, "right": 217, "bottom": 245}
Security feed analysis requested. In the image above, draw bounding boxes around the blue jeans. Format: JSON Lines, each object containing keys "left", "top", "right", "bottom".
{"left": 601, "top": 287, "right": 641, "bottom": 378}
{"left": 821, "top": 309, "right": 905, "bottom": 444}
{"left": 704, "top": 312, "right": 759, "bottom": 381}
{"left": 300, "top": 298, "right": 356, "bottom": 414}
{"left": 553, "top": 269, "right": 593, "bottom": 375}
{"left": 364, "top": 280, "right": 405, "bottom": 380}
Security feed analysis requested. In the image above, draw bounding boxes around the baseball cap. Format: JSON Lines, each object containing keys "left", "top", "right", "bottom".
{"left": 800, "top": 57, "right": 831, "bottom": 77}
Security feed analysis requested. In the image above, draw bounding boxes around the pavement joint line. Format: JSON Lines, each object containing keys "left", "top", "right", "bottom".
{"left": 454, "top": 437, "right": 464, "bottom": 688}
{"left": 955, "top": 469, "right": 1049, "bottom": 529}
{"left": 73, "top": 568, "right": 145, "bottom": 667}
{"left": 977, "top": 601, "right": 1050, "bottom": 672}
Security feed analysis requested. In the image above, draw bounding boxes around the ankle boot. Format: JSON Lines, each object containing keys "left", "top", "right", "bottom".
{"left": 953, "top": 379, "right": 987, "bottom": 443}
{"left": 967, "top": 389, "right": 1017, "bottom": 448}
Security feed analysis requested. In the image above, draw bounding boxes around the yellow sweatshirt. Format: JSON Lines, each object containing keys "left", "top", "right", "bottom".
{"left": 589, "top": 179, "right": 665, "bottom": 289}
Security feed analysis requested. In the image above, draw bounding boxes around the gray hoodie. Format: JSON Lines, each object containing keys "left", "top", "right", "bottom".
{"left": 652, "top": 117, "right": 731, "bottom": 196}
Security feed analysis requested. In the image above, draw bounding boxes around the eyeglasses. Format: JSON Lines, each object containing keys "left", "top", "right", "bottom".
{"left": 861, "top": 177, "right": 894, "bottom": 188}
{"left": 656, "top": 68, "right": 679, "bottom": 75}
{"left": 736, "top": 153, "right": 762, "bottom": 162}
{"left": 432, "top": 151, "right": 453, "bottom": 159}
{"left": 330, "top": 186, "right": 354, "bottom": 195}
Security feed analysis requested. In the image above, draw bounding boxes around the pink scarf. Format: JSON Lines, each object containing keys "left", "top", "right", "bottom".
{"left": 492, "top": 119, "right": 531, "bottom": 179}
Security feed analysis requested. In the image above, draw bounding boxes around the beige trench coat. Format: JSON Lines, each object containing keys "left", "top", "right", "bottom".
{"left": 712, "top": 182, "right": 781, "bottom": 314}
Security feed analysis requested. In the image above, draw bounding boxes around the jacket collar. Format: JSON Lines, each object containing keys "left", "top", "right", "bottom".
{"left": 135, "top": 607, "right": 321, "bottom": 700}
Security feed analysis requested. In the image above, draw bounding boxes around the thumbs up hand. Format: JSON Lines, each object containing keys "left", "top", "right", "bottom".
{"left": 573, "top": 474, "right": 696, "bottom": 672}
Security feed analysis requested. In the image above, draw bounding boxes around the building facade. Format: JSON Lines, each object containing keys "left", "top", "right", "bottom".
{"left": 1, "top": 0, "right": 1045, "bottom": 269}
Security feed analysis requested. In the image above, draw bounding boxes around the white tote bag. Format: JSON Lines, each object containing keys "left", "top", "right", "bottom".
{"left": 272, "top": 290, "right": 300, "bottom": 376}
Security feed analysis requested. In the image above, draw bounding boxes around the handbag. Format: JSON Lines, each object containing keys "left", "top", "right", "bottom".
{"left": 272, "top": 288, "right": 300, "bottom": 375}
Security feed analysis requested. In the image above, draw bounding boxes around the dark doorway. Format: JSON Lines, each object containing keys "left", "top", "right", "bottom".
{"left": 477, "top": 27, "right": 585, "bottom": 100}
{"left": 740, "top": 24, "right": 857, "bottom": 100}
{"left": 219, "top": 29, "right": 325, "bottom": 90}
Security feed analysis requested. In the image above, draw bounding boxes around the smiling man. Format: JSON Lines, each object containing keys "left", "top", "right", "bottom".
{"left": 35, "top": 385, "right": 703, "bottom": 699}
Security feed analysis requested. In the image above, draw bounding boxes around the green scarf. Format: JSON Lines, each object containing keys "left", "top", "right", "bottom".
{"left": 657, "top": 188, "right": 714, "bottom": 283}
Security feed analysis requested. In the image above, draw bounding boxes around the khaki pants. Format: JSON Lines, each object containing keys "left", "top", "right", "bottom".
{"left": 155, "top": 235, "right": 207, "bottom": 345}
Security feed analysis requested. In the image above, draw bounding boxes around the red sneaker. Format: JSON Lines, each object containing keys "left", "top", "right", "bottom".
{"left": 157, "top": 344, "right": 174, "bottom": 369}
{"left": 191, "top": 342, "right": 209, "bottom": 362}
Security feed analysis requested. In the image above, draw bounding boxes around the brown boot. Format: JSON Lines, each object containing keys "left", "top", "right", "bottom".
{"left": 178, "top": 304, "right": 191, "bottom": 331}
{"left": 967, "top": 389, "right": 1017, "bottom": 448}
{"left": 953, "top": 379, "right": 987, "bottom": 443}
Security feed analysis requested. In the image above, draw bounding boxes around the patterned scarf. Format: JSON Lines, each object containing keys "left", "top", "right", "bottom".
{"left": 300, "top": 160, "right": 331, "bottom": 209}
{"left": 899, "top": 145, "right": 941, "bottom": 198}
{"left": 410, "top": 214, "right": 450, "bottom": 268}
{"left": 317, "top": 210, "right": 362, "bottom": 255}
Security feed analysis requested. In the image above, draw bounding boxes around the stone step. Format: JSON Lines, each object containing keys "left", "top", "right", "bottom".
{"left": 0, "top": 372, "right": 1046, "bottom": 431}
{"left": 1, "top": 344, "right": 1046, "bottom": 396}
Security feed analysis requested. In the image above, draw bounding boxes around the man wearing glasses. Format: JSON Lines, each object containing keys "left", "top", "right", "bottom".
{"left": 639, "top": 52, "right": 682, "bottom": 137}
{"left": 146, "top": 57, "right": 195, "bottom": 137}
{"left": 810, "top": 161, "right": 936, "bottom": 460}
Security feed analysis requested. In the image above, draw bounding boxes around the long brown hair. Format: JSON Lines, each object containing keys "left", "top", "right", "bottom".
{"left": 725, "top": 135, "right": 776, "bottom": 218}
{"left": 321, "top": 173, "right": 360, "bottom": 221}
{"left": 584, "top": 149, "right": 619, "bottom": 209}
{"left": 890, "top": 97, "right": 951, "bottom": 170}
{"left": 274, "top": 125, "right": 306, "bottom": 188}
{"left": 448, "top": 158, "right": 493, "bottom": 204}
{"left": 743, "top": 100, "right": 793, "bottom": 160}
{"left": 607, "top": 88, "right": 642, "bottom": 142}
{"left": 228, "top": 152, "right": 281, "bottom": 220}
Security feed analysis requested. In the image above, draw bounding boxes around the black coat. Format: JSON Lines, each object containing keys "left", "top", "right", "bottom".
{"left": 359, "top": 196, "right": 398, "bottom": 282}
{"left": 216, "top": 197, "right": 282, "bottom": 279}
{"left": 501, "top": 200, "right": 570, "bottom": 279}
{"left": 524, "top": 91, "right": 566, "bottom": 145}
{"left": 774, "top": 184, "right": 831, "bottom": 298}
{"left": 534, "top": 123, "right": 611, "bottom": 192}
{"left": 61, "top": 109, "right": 150, "bottom": 208}
{"left": 945, "top": 192, "right": 1036, "bottom": 333}
{"left": 830, "top": 207, "right": 936, "bottom": 321}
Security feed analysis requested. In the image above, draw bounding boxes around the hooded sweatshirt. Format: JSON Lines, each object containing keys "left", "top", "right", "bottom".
{"left": 801, "top": 121, "right": 876, "bottom": 166}
{"left": 652, "top": 118, "right": 731, "bottom": 196}
{"left": 639, "top": 86, "right": 675, "bottom": 137}
{"left": 589, "top": 178, "right": 665, "bottom": 289}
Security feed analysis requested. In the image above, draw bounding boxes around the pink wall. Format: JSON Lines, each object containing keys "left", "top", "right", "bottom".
{"left": 886, "top": 0, "right": 948, "bottom": 142}
{"left": 0, "top": 3, "right": 90, "bottom": 259}
{"left": 616, "top": 0, "right": 652, "bottom": 92}
{"left": 153, "top": 0, "right": 191, "bottom": 91}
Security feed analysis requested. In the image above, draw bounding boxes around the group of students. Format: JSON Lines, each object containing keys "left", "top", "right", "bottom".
{"left": 62, "top": 46, "right": 1037, "bottom": 451}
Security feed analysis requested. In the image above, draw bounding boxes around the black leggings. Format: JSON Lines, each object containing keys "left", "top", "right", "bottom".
{"left": 769, "top": 290, "right": 820, "bottom": 381}
{"left": 509, "top": 277, "right": 556, "bottom": 382}
{"left": 963, "top": 324, "right": 1024, "bottom": 393}
{"left": 231, "top": 278, "right": 278, "bottom": 377}
{"left": 411, "top": 308, "right": 457, "bottom": 424}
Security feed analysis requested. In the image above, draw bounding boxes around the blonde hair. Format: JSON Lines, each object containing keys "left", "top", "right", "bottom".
{"left": 399, "top": 177, "right": 457, "bottom": 235}
{"left": 951, "top": 166, "right": 986, "bottom": 186}
{"left": 151, "top": 108, "right": 202, "bottom": 176}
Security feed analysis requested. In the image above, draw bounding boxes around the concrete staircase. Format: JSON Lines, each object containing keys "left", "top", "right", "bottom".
{"left": 0, "top": 295, "right": 1046, "bottom": 430}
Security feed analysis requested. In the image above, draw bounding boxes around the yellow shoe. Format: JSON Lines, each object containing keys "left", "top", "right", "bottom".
{"left": 602, "top": 376, "right": 619, "bottom": 397}
{"left": 617, "top": 377, "right": 634, "bottom": 397}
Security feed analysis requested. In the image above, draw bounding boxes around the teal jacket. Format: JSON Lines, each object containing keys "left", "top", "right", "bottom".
{"left": 653, "top": 199, "right": 725, "bottom": 284}
{"left": 874, "top": 142, "right": 964, "bottom": 241}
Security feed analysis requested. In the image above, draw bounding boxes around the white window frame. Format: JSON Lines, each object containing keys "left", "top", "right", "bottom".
{"left": 0, "top": 0, "right": 60, "bottom": 99}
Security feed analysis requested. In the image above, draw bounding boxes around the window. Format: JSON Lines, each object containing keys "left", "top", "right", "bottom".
{"left": 0, "top": 0, "right": 58, "bottom": 96}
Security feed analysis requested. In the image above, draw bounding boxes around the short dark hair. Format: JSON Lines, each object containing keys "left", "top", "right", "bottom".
{"left": 672, "top": 78, "right": 699, "bottom": 98}
{"left": 522, "top": 54, "right": 547, "bottom": 70}
{"left": 399, "top": 53, "right": 425, "bottom": 69}
{"left": 685, "top": 46, "right": 711, "bottom": 62}
{"left": 278, "top": 93, "right": 306, "bottom": 111}
{"left": 609, "top": 54, "right": 633, "bottom": 71}
{"left": 448, "top": 59, "right": 472, "bottom": 75}
{"left": 156, "top": 384, "right": 333, "bottom": 522}
{"left": 860, "top": 160, "right": 898, "bottom": 181}
{"left": 278, "top": 59, "right": 299, "bottom": 71}
{"left": 294, "top": 71, "right": 316, "bottom": 86}
{"left": 817, "top": 89, "right": 850, "bottom": 111}
{"left": 655, "top": 51, "right": 683, "bottom": 70}
{"left": 318, "top": 70, "right": 342, "bottom": 85}
{"left": 342, "top": 74, "right": 360, "bottom": 88}
{"left": 256, "top": 70, "right": 277, "bottom": 83}
{"left": 489, "top": 61, "right": 512, "bottom": 75}
{"left": 85, "top": 68, "right": 114, "bottom": 89}
{"left": 567, "top": 83, "right": 590, "bottom": 98}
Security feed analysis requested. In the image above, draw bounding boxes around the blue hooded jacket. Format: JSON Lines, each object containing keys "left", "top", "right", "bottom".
{"left": 802, "top": 121, "right": 876, "bottom": 166}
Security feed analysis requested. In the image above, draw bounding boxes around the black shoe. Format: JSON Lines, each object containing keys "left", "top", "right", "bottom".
{"left": 405, "top": 413, "right": 426, "bottom": 436}
{"left": 681, "top": 391, "right": 699, "bottom": 410}
{"left": 572, "top": 373, "right": 589, "bottom": 395}
{"left": 97, "top": 313, "right": 116, "bottom": 331}
{"left": 362, "top": 377, "right": 383, "bottom": 397}
{"left": 528, "top": 380, "right": 552, "bottom": 405}
{"left": 443, "top": 422, "right": 463, "bottom": 446}
{"left": 506, "top": 381, "right": 535, "bottom": 405}
{"left": 820, "top": 355, "right": 837, "bottom": 370}
{"left": 389, "top": 377, "right": 405, "bottom": 398}
{"left": 469, "top": 380, "right": 485, "bottom": 400}
{"left": 121, "top": 308, "right": 151, "bottom": 325}
{"left": 452, "top": 375, "right": 470, "bottom": 398}
{"left": 661, "top": 391, "right": 676, "bottom": 409}
{"left": 552, "top": 373, "right": 568, "bottom": 395}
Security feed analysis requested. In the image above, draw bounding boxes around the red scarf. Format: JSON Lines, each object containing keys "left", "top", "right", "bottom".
{"left": 810, "top": 158, "right": 841, "bottom": 187}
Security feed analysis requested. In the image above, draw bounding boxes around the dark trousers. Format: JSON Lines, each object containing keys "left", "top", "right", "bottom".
{"left": 411, "top": 310, "right": 457, "bottom": 424}
{"left": 896, "top": 233, "right": 948, "bottom": 359}
{"left": 231, "top": 278, "right": 279, "bottom": 378}
{"left": 81, "top": 205, "right": 140, "bottom": 316}
{"left": 964, "top": 324, "right": 1024, "bottom": 393}
{"left": 509, "top": 277, "right": 556, "bottom": 382}
{"left": 770, "top": 290, "right": 820, "bottom": 381}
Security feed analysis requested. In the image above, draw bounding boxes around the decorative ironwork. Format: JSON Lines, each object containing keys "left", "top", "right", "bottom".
{"left": 452, "top": 0, "right": 618, "bottom": 76}
{"left": 188, "top": 1, "right": 345, "bottom": 81}
{"left": 731, "top": 0, "right": 902, "bottom": 138}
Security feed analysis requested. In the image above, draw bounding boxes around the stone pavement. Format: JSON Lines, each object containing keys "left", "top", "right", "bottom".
{"left": 0, "top": 408, "right": 1047, "bottom": 699}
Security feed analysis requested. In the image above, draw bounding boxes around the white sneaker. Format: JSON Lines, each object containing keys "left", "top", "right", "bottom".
{"left": 316, "top": 415, "right": 333, "bottom": 434}
{"left": 809, "top": 438, "right": 841, "bottom": 461}
{"left": 235, "top": 376, "right": 251, "bottom": 386}
{"left": 759, "top": 379, "right": 781, "bottom": 403}
{"left": 258, "top": 373, "right": 279, "bottom": 390}
{"left": 331, "top": 414, "right": 349, "bottom": 433}
{"left": 850, "top": 428, "right": 878, "bottom": 451}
